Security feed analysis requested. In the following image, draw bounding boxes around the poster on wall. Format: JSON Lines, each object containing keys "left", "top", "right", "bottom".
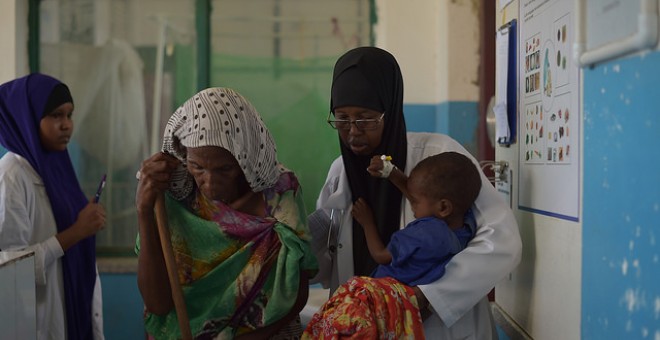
{"left": 518, "top": 0, "right": 580, "bottom": 221}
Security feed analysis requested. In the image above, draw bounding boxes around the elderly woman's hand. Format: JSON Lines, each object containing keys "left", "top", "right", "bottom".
{"left": 135, "top": 152, "right": 180, "bottom": 213}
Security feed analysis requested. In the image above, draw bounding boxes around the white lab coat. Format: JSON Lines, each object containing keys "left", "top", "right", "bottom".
{"left": 0, "top": 152, "right": 105, "bottom": 340}
{"left": 310, "top": 132, "right": 522, "bottom": 339}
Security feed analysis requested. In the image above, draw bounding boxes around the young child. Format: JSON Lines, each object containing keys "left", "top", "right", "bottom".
{"left": 356, "top": 151, "right": 482, "bottom": 286}
{"left": 303, "top": 151, "right": 482, "bottom": 339}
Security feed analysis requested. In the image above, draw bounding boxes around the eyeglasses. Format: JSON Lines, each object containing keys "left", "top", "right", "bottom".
{"left": 327, "top": 112, "right": 384, "bottom": 130}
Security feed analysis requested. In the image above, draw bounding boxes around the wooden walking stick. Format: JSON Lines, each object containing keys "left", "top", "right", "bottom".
{"left": 154, "top": 195, "right": 193, "bottom": 340}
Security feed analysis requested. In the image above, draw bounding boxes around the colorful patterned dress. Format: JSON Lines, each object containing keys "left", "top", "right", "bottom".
{"left": 139, "top": 172, "right": 317, "bottom": 339}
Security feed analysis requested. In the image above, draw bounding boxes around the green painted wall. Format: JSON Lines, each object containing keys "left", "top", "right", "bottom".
{"left": 211, "top": 54, "right": 340, "bottom": 214}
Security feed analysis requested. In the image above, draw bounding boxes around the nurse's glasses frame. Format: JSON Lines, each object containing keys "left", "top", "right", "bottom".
{"left": 326, "top": 112, "right": 384, "bottom": 130}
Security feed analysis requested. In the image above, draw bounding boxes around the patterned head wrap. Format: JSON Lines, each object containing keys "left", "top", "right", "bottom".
{"left": 162, "top": 87, "right": 281, "bottom": 200}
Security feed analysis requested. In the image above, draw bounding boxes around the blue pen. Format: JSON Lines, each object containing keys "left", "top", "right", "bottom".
{"left": 93, "top": 174, "right": 107, "bottom": 203}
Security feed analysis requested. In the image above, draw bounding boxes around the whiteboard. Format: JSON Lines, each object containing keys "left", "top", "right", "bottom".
{"left": 576, "top": 0, "right": 658, "bottom": 66}
{"left": 586, "top": 1, "right": 640, "bottom": 50}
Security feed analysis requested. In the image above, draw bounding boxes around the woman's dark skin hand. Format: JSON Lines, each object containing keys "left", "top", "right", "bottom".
{"left": 56, "top": 199, "right": 106, "bottom": 251}
{"left": 136, "top": 151, "right": 180, "bottom": 315}
{"left": 413, "top": 286, "right": 432, "bottom": 321}
{"left": 136, "top": 152, "right": 180, "bottom": 213}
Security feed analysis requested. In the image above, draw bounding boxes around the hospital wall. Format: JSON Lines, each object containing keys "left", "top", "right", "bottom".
{"left": 0, "top": 1, "right": 27, "bottom": 80}
{"left": 374, "top": 0, "right": 481, "bottom": 154}
{"left": 580, "top": 53, "right": 660, "bottom": 339}
{"left": 492, "top": 4, "right": 580, "bottom": 340}
{"left": 497, "top": 50, "right": 660, "bottom": 340}
{"left": 494, "top": 2, "right": 660, "bottom": 340}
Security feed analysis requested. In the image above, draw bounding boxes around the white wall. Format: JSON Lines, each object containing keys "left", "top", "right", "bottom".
{"left": 446, "top": 1, "right": 480, "bottom": 102}
{"left": 493, "top": 2, "right": 582, "bottom": 340}
{"left": 373, "top": 0, "right": 480, "bottom": 104}
{"left": 374, "top": 0, "right": 441, "bottom": 104}
{"left": 0, "top": 0, "right": 28, "bottom": 82}
{"left": 0, "top": 0, "right": 17, "bottom": 81}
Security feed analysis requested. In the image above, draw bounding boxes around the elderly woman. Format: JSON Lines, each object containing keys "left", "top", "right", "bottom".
{"left": 135, "top": 87, "right": 317, "bottom": 339}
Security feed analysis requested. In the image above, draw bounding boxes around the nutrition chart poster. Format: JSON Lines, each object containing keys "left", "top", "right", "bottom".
{"left": 518, "top": 0, "right": 580, "bottom": 221}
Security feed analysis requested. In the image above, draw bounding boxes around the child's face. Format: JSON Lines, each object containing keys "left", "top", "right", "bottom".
{"left": 407, "top": 171, "right": 438, "bottom": 219}
{"left": 40, "top": 102, "right": 74, "bottom": 152}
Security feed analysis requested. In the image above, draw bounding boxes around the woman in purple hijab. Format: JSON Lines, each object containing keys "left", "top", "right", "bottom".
{"left": 0, "top": 73, "right": 106, "bottom": 339}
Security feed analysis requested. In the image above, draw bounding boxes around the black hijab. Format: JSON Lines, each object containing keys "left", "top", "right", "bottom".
{"left": 330, "top": 47, "right": 407, "bottom": 276}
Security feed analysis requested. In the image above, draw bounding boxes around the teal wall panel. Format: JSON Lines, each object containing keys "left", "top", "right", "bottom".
{"left": 582, "top": 52, "right": 660, "bottom": 339}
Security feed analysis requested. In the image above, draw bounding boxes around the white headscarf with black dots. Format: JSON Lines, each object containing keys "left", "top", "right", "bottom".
{"left": 162, "top": 87, "right": 281, "bottom": 200}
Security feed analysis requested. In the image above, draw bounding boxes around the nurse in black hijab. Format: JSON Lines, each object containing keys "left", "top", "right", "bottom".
{"left": 313, "top": 46, "right": 522, "bottom": 339}
{"left": 328, "top": 47, "right": 408, "bottom": 276}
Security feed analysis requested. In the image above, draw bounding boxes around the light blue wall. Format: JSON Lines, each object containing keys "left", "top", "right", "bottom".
{"left": 582, "top": 52, "right": 660, "bottom": 339}
{"left": 100, "top": 273, "right": 145, "bottom": 339}
{"left": 404, "top": 101, "right": 479, "bottom": 156}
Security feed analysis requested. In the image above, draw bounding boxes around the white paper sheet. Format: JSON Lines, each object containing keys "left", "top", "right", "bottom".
{"left": 494, "top": 103, "right": 510, "bottom": 143}
{"left": 495, "top": 27, "right": 510, "bottom": 143}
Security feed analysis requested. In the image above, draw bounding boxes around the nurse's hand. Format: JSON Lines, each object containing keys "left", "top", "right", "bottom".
{"left": 75, "top": 200, "right": 106, "bottom": 236}
{"left": 56, "top": 200, "right": 106, "bottom": 251}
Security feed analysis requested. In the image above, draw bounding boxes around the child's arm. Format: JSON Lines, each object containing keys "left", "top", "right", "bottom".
{"left": 387, "top": 167, "right": 409, "bottom": 200}
{"left": 351, "top": 198, "right": 392, "bottom": 264}
{"left": 367, "top": 156, "right": 410, "bottom": 200}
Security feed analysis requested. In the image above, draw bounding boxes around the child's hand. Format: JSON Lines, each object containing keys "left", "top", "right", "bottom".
{"left": 367, "top": 156, "right": 385, "bottom": 177}
{"left": 351, "top": 198, "right": 375, "bottom": 228}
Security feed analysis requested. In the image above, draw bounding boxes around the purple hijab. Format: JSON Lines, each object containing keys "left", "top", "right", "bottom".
{"left": 0, "top": 73, "right": 96, "bottom": 340}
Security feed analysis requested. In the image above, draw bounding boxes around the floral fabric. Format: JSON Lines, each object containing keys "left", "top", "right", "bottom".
{"left": 140, "top": 172, "right": 317, "bottom": 339}
{"left": 303, "top": 276, "right": 425, "bottom": 339}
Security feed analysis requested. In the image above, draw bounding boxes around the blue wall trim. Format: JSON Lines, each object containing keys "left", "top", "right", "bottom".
{"left": 582, "top": 52, "right": 660, "bottom": 339}
{"left": 403, "top": 103, "right": 437, "bottom": 133}
{"left": 404, "top": 101, "right": 479, "bottom": 156}
{"left": 518, "top": 206, "right": 579, "bottom": 222}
